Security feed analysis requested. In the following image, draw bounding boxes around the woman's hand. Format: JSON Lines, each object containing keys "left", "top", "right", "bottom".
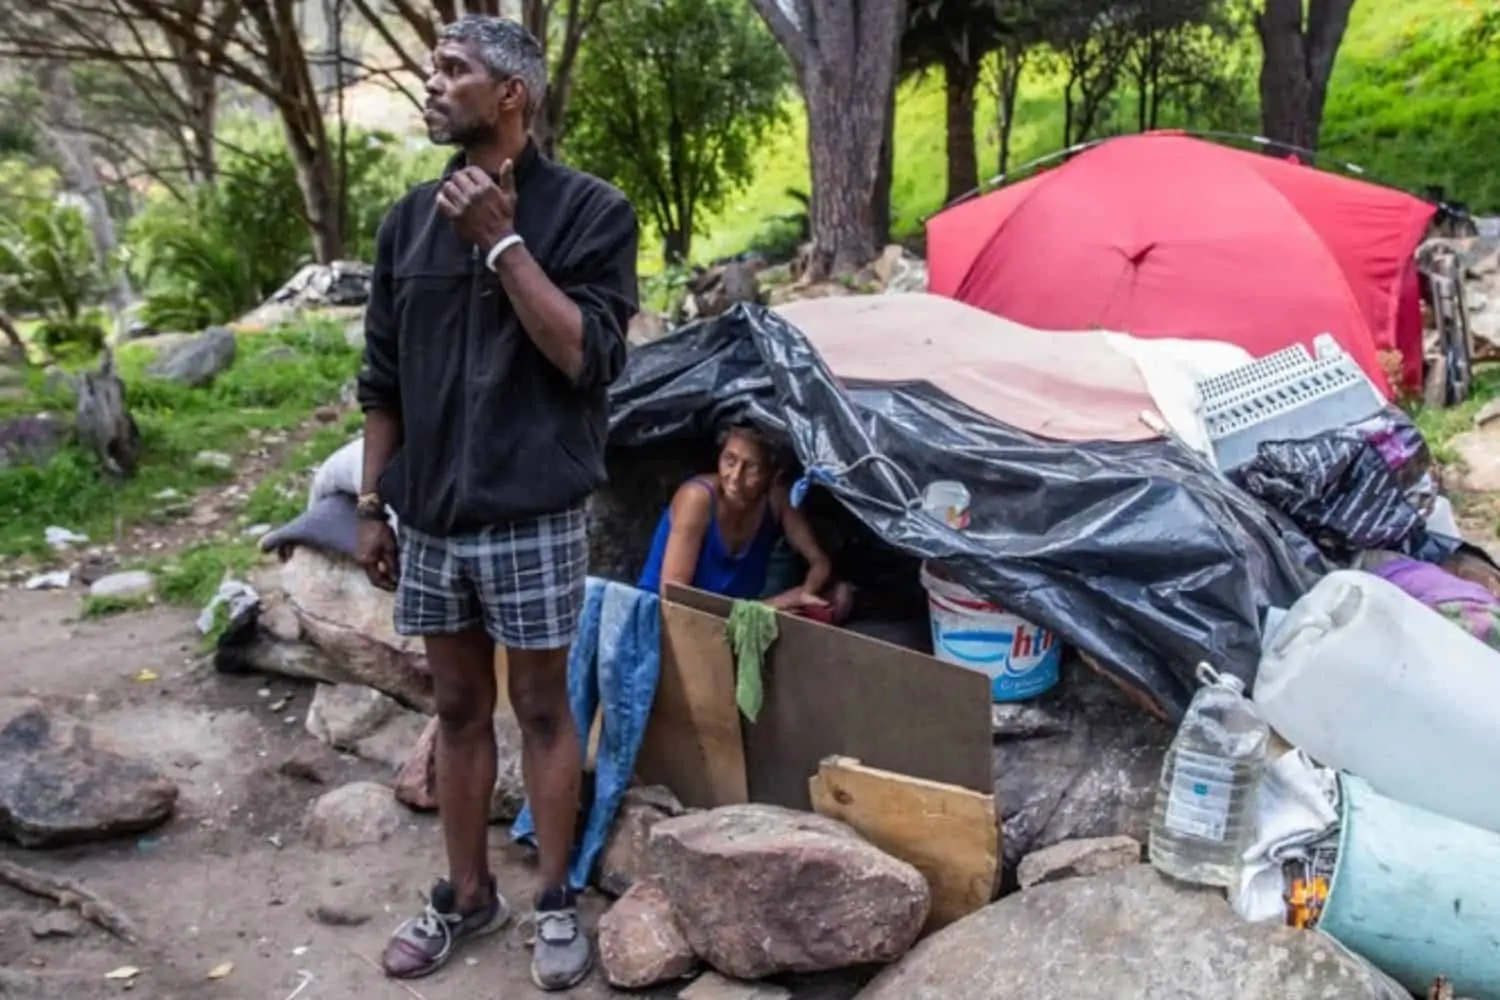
{"left": 767, "top": 587, "right": 829, "bottom": 612}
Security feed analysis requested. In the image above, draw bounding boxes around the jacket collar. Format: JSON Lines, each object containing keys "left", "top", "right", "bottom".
{"left": 442, "top": 137, "right": 541, "bottom": 186}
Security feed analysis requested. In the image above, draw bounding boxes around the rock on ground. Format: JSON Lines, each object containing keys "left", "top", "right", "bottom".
{"left": 305, "top": 683, "right": 397, "bottom": 749}
{"left": 271, "top": 548, "right": 432, "bottom": 712}
{"left": 304, "top": 781, "right": 404, "bottom": 848}
{"left": 0, "top": 414, "right": 69, "bottom": 470}
{"left": 392, "top": 714, "right": 526, "bottom": 822}
{"left": 678, "top": 971, "right": 792, "bottom": 999}
{"left": 597, "top": 784, "right": 687, "bottom": 896}
{"left": 649, "top": 804, "right": 929, "bottom": 979}
{"left": 597, "top": 879, "right": 699, "bottom": 989}
{"left": 992, "top": 659, "right": 1171, "bottom": 875}
{"left": 855, "top": 865, "right": 1408, "bottom": 1000}
{"left": 0, "top": 697, "right": 178, "bottom": 847}
{"left": 87, "top": 570, "right": 155, "bottom": 601}
{"left": 1448, "top": 425, "right": 1500, "bottom": 493}
{"left": 146, "top": 325, "right": 237, "bottom": 387}
{"left": 1016, "top": 836, "right": 1142, "bottom": 890}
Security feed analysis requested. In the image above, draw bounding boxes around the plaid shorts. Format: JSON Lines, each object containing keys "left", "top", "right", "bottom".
{"left": 393, "top": 505, "right": 588, "bottom": 650}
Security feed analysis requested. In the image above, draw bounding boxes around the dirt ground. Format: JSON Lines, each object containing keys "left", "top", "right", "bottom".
{"left": 0, "top": 587, "right": 681, "bottom": 1000}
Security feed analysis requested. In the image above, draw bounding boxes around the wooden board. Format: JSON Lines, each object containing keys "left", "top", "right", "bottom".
{"left": 635, "top": 599, "right": 748, "bottom": 807}
{"left": 810, "top": 756, "right": 1000, "bottom": 932}
{"left": 738, "top": 600, "right": 993, "bottom": 809}
{"left": 645, "top": 584, "right": 991, "bottom": 815}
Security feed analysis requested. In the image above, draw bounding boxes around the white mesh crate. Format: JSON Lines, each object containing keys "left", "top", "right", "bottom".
{"left": 1196, "top": 336, "right": 1385, "bottom": 472}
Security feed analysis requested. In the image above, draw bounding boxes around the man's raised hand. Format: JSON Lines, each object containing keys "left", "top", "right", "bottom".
{"left": 435, "top": 162, "right": 517, "bottom": 248}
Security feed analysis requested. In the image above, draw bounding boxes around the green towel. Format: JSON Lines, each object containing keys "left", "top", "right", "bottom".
{"left": 725, "top": 600, "right": 778, "bottom": 723}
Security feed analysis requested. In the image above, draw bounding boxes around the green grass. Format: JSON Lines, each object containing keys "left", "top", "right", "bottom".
{"left": 151, "top": 538, "right": 263, "bottom": 607}
{"left": 1322, "top": 1, "right": 1500, "bottom": 211}
{"left": 0, "top": 318, "right": 361, "bottom": 560}
{"left": 80, "top": 593, "right": 155, "bottom": 619}
{"left": 689, "top": 0, "right": 1499, "bottom": 265}
{"left": 1411, "top": 364, "right": 1500, "bottom": 466}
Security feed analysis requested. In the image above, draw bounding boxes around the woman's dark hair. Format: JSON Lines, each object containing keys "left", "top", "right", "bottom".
{"left": 715, "top": 422, "right": 786, "bottom": 477}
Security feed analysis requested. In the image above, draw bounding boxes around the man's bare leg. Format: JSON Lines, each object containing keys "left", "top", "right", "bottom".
{"left": 509, "top": 645, "right": 590, "bottom": 990}
{"left": 380, "top": 627, "right": 509, "bottom": 979}
{"left": 429, "top": 628, "right": 500, "bottom": 909}
{"left": 507, "top": 645, "right": 580, "bottom": 892}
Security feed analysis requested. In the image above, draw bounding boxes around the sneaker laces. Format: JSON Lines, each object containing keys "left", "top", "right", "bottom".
{"left": 395, "top": 899, "right": 459, "bottom": 962}
{"left": 536, "top": 907, "right": 578, "bottom": 946}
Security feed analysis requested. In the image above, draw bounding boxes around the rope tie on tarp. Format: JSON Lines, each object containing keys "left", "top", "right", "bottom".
{"left": 789, "top": 453, "right": 924, "bottom": 517}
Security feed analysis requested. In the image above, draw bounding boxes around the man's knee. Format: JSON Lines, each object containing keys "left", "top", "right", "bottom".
{"left": 507, "top": 648, "right": 571, "bottom": 746}
{"left": 425, "top": 632, "right": 496, "bottom": 739}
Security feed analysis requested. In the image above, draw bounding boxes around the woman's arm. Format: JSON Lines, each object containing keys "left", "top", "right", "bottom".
{"left": 657, "top": 483, "right": 713, "bottom": 595}
{"left": 766, "top": 486, "right": 833, "bottom": 608}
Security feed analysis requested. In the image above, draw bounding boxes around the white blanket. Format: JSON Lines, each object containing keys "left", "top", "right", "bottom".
{"left": 1231, "top": 748, "right": 1340, "bottom": 923}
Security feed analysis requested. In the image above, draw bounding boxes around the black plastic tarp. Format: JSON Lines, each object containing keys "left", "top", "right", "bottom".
{"left": 608, "top": 304, "right": 1326, "bottom": 719}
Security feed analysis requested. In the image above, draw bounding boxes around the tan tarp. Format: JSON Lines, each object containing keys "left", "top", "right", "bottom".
{"left": 774, "top": 293, "right": 1158, "bottom": 443}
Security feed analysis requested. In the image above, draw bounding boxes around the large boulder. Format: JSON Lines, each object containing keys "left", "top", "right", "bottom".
{"left": 304, "top": 781, "right": 404, "bottom": 849}
{"left": 0, "top": 698, "right": 178, "bottom": 847}
{"left": 1015, "top": 835, "right": 1141, "bottom": 890}
{"left": 597, "top": 879, "right": 699, "bottom": 989}
{"left": 992, "top": 660, "right": 1172, "bottom": 875}
{"left": 649, "top": 804, "right": 929, "bottom": 979}
{"left": 597, "top": 785, "right": 688, "bottom": 897}
{"left": 271, "top": 547, "right": 432, "bottom": 712}
{"left": 146, "top": 325, "right": 237, "bottom": 387}
{"left": 305, "top": 682, "right": 398, "bottom": 749}
{"left": 856, "top": 865, "right": 1408, "bottom": 1000}
{"left": 236, "top": 261, "right": 372, "bottom": 330}
{"left": 0, "top": 414, "right": 69, "bottom": 471}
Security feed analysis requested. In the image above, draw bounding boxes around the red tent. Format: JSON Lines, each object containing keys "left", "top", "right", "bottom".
{"left": 925, "top": 132, "right": 1437, "bottom": 397}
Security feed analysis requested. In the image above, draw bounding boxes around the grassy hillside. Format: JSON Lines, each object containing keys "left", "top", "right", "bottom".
{"left": 693, "top": 0, "right": 1500, "bottom": 266}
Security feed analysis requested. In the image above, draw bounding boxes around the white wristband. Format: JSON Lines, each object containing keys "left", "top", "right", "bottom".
{"left": 484, "top": 233, "right": 525, "bottom": 272}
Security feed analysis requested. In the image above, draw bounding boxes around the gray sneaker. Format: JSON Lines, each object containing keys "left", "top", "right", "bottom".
{"left": 530, "top": 887, "right": 592, "bottom": 991}
{"left": 381, "top": 877, "right": 509, "bottom": 979}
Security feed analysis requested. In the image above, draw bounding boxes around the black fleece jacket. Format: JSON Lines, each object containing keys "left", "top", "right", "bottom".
{"left": 356, "top": 142, "right": 639, "bottom": 535}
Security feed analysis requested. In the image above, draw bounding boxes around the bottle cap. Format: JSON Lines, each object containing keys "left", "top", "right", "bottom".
{"left": 1194, "top": 661, "right": 1245, "bottom": 694}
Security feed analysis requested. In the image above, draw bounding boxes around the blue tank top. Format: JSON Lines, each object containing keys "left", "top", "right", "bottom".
{"left": 637, "top": 478, "right": 781, "bottom": 600}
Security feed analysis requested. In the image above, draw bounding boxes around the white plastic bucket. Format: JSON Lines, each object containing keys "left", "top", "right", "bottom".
{"left": 919, "top": 562, "right": 1062, "bottom": 702}
{"left": 921, "top": 480, "right": 972, "bottom": 530}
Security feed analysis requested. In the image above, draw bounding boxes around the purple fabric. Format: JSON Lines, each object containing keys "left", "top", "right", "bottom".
{"left": 1370, "top": 557, "right": 1500, "bottom": 649}
{"left": 1371, "top": 557, "right": 1500, "bottom": 609}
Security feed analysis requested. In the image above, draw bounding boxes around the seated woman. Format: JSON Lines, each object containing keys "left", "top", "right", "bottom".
{"left": 637, "top": 425, "right": 853, "bottom": 622}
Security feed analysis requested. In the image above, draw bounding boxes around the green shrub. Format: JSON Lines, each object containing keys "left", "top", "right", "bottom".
{"left": 0, "top": 202, "right": 115, "bottom": 356}
{"left": 126, "top": 119, "right": 446, "bottom": 331}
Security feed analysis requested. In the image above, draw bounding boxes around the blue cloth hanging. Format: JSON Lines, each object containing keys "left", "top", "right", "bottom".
{"left": 510, "top": 577, "right": 661, "bottom": 891}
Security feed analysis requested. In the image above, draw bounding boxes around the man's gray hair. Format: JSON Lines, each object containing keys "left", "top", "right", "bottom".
{"left": 438, "top": 15, "right": 548, "bottom": 121}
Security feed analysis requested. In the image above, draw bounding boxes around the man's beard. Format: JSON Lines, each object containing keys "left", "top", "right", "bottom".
{"left": 427, "top": 115, "right": 496, "bottom": 148}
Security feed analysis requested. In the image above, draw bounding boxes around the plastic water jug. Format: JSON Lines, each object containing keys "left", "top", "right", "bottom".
{"left": 1255, "top": 569, "right": 1500, "bottom": 835}
{"left": 1149, "top": 662, "right": 1269, "bottom": 888}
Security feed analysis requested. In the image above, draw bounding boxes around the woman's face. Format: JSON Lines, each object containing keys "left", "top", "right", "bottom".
{"left": 717, "top": 431, "right": 771, "bottom": 507}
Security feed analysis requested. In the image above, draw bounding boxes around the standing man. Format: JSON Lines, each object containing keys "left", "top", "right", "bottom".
{"left": 354, "top": 14, "right": 638, "bottom": 992}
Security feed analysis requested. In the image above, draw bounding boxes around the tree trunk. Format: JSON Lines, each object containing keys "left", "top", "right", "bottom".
{"left": 282, "top": 110, "right": 345, "bottom": 263}
{"left": 662, "top": 229, "right": 690, "bottom": 267}
{"left": 995, "top": 48, "right": 1023, "bottom": 176}
{"left": 75, "top": 350, "right": 141, "bottom": 479}
{"left": 805, "top": 70, "right": 883, "bottom": 278}
{"left": 1255, "top": 0, "right": 1356, "bottom": 154}
{"left": 33, "top": 61, "right": 133, "bottom": 322}
{"left": 757, "top": 0, "right": 906, "bottom": 279}
{"left": 0, "top": 312, "right": 25, "bottom": 364}
{"left": 943, "top": 49, "right": 979, "bottom": 206}
{"left": 872, "top": 71, "right": 896, "bottom": 247}
{"left": 247, "top": 0, "right": 346, "bottom": 262}
{"left": 165, "top": 22, "right": 223, "bottom": 183}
